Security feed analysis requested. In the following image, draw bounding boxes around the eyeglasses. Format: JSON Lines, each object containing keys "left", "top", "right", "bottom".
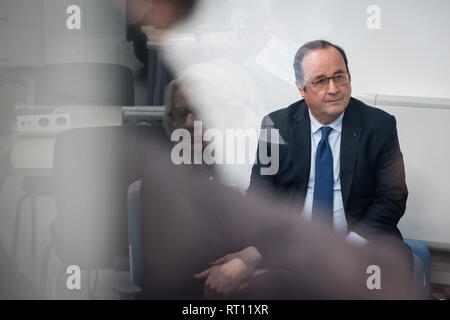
{"left": 308, "top": 73, "right": 350, "bottom": 90}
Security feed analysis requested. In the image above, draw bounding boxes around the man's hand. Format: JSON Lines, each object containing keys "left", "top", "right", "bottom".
{"left": 194, "top": 258, "right": 250, "bottom": 298}
{"left": 194, "top": 246, "right": 263, "bottom": 298}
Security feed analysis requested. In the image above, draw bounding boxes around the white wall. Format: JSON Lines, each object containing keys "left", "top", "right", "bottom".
{"left": 171, "top": 0, "right": 450, "bottom": 106}
{"left": 364, "top": 96, "right": 450, "bottom": 245}
{"left": 169, "top": 0, "right": 450, "bottom": 244}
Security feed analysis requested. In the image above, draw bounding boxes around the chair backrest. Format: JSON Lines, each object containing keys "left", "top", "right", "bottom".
{"left": 51, "top": 126, "right": 154, "bottom": 269}
{"left": 34, "top": 63, "right": 134, "bottom": 106}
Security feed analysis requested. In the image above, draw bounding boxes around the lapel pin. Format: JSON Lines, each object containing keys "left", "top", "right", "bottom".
{"left": 353, "top": 131, "right": 357, "bottom": 137}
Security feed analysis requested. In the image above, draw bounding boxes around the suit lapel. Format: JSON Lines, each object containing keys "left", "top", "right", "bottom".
{"left": 340, "top": 98, "right": 362, "bottom": 211}
{"left": 289, "top": 101, "right": 311, "bottom": 198}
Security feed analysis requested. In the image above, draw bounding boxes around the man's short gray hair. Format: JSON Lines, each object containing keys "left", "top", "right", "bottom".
{"left": 293, "top": 40, "right": 349, "bottom": 88}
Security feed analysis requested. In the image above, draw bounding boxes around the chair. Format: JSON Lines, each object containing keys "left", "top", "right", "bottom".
{"left": 108, "top": 180, "right": 143, "bottom": 299}
{"left": 12, "top": 63, "right": 134, "bottom": 263}
{"left": 404, "top": 239, "right": 431, "bottom": 299}
{"left": 40, "top": 125, "right": 153, "bottom": 298}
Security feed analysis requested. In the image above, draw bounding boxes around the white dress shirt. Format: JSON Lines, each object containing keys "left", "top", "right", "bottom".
{"left": 302, "top": 109, "right": 368, "bottom": 245}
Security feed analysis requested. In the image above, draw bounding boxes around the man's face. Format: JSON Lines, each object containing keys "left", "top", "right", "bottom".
{"left": 297, "top": 47, "right": 351, "bottom": 125}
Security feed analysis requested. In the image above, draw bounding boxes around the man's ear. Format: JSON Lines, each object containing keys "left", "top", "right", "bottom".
{"left": 295, "top": 81, "right": 306, "bottom": 98}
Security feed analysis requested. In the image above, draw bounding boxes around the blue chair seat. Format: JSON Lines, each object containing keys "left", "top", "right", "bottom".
{"left": 404, "top": 239, "right": 431, "bottom": 298}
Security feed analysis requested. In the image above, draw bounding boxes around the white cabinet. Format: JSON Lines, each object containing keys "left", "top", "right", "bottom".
{"left": 0, "top": 0, "right": 126, "bottom": 66}
{"left": 44, "top": 33, "right": 85, "bottom": 64}
{"left": 0, "top": 26, "right": 43, "bottom": 66}
{"left": 44, "top": 0, "right": 125, "bottom": 64}
{"left": 86, "top": 33, "right": 125, "bottom": 64}
{"left": 0, "top": 0, "right": 42, "bottom": 26}
{"left": 44, "top": 0, "right": 85, "bottom": 32}
{"left": 0, "top": 0, "right": 44, "bottom": 65}
{"left": 85, "top": 0, "right": 126, "bottom": 33}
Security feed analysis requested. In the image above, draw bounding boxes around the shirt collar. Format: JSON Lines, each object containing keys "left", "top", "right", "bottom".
{"left": 308, "top": 108, "right": 344, "bottom": 134}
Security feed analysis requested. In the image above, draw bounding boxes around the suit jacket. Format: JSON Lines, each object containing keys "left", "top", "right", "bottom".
{"left": 248, "top": 97, "right": 408, "bottom": 240}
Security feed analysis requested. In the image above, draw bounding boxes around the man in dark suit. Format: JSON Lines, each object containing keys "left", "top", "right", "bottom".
{"left": 195, "top": 40, "right": 412, "bottom": 297}
{"left": 248, "top": 39, "right": 408, "bottom": 242}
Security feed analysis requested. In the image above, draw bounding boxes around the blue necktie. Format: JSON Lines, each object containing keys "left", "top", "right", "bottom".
{"left": 312, "top": 126, "right": 334, "bottom": 227}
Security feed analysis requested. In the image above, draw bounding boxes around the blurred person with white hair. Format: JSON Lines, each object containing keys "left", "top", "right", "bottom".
{"left": 164, "top": 58, "right": 265, "bottom": 190}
